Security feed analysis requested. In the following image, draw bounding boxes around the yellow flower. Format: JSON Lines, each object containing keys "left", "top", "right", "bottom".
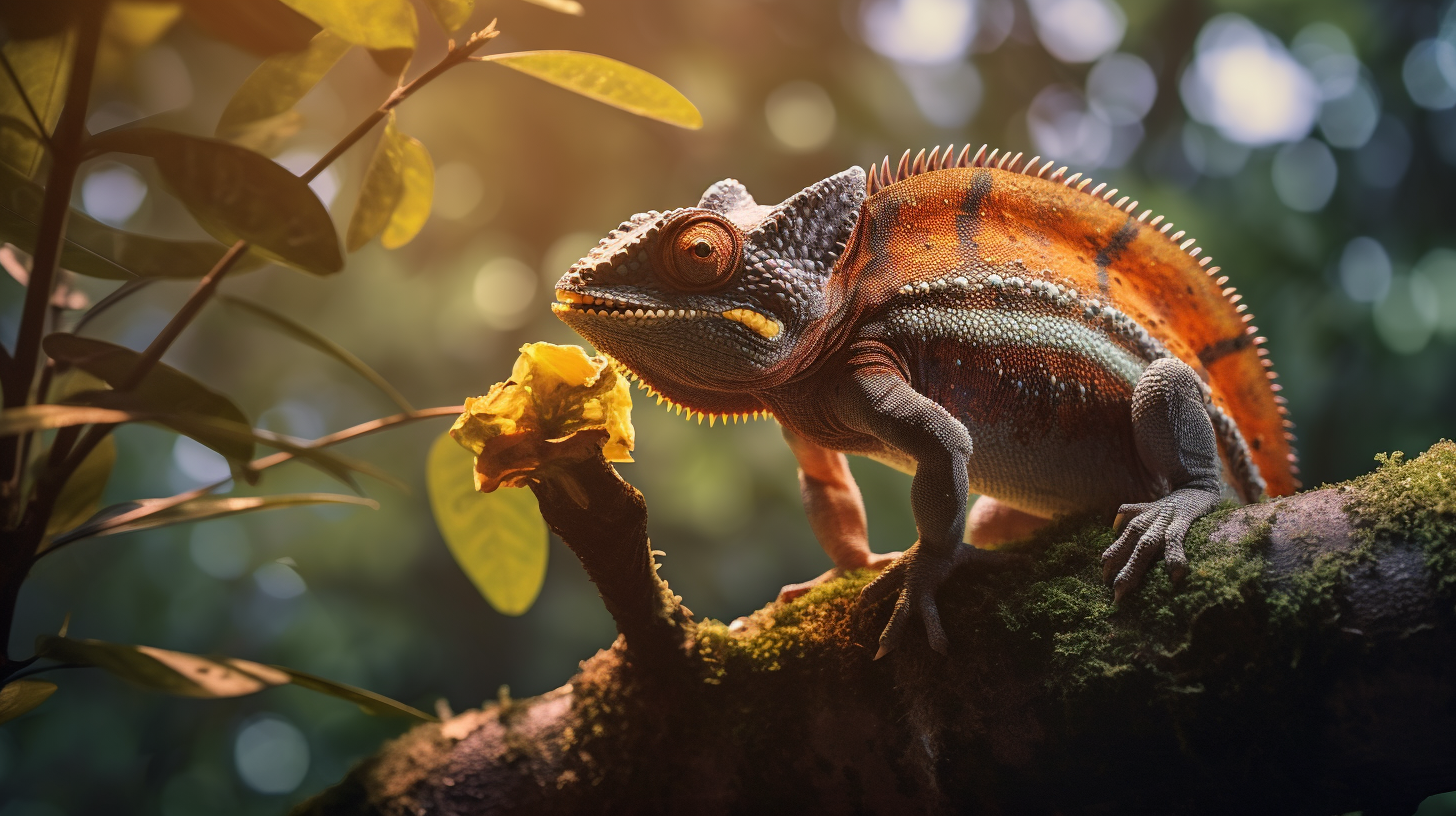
{"left": 450, "top": 343, "right": 634, "bottom": 492}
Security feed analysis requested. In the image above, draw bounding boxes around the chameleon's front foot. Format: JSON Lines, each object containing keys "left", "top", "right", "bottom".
{"left": 776, "top": 550, "right": 902, "bottom": 603}
{"left": 1101, "top": 488, "right": 1221, "bottom": 601}
{"left": 857, "top": 542, "right": 954, "bottom": 657}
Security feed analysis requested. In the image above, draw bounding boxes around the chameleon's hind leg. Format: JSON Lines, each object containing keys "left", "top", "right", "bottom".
{"left": 777, "top": 428, "right": 901, "bottom": 602}
{"left": 1101, "top": 357, "right": 1224, "bottom": 601}
{"left": 964, "top": 495, "right": 1051, "bottom": 548}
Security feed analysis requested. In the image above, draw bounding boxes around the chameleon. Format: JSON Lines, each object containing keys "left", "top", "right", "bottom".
{"left": 551, "top": 144, "right": 1298, "bottom": 658}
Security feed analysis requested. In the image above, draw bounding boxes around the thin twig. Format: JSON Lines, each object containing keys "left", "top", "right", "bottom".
{"left": 4, "top": 662, "right": 85, "bottom": 682}
{"left": 0, "top": 51, "right": 52, "bottom": 148}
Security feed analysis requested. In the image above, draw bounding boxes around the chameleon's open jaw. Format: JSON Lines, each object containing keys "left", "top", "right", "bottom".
{"left": 553, "top": 290, "right": 781, "bottom": 339}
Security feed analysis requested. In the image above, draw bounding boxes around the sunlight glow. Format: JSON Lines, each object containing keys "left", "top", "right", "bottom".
{"left": 861, "top": 0, "right": 975, "bottom": 65}
{"left": 1180, "top": 15, "right": 1319, "bottom": 146}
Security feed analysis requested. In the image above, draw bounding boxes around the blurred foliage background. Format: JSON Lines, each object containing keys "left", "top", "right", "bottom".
{"left": 3, "top": 0, "right": 1456, "bottom": 812}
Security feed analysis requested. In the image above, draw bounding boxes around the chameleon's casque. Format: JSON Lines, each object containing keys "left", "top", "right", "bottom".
{"left": 553, "top": 144, "right": 1298, "bottom": 655}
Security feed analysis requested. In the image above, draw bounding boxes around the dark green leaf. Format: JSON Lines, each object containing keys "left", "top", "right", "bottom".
{"left": 53, "top": 493, "right": 378, "bottom": 544}
{"left": 42, "top": 333, "right": 255, "bottom": 463}
{"left": 0, "top": 5, "right": 71, "bottom": 40}
{"left": 0, "top": 162, "right": 257, "bottom": 280}
{"left": 346, "top": 112, "right": 407, "bottom": 251}
{"left": 484, "top": 51, "right": 703, "bottom": 129}
{"left": 426, "top": 432, "right": 548, "bottom": 616}
{"left": 368, "top": 47, "right": 413, "bottom": 80}
{"left": 278, "top": 0, "right": 418, "bottom": 50}
{"left": 218, "top": 295, "right": 413, "bottom": 412}
{"left": 89, "top": 127, "right": 343, "bottom": 275}
{"left": 381, "top": 134, "right": 432, "bottom": 249}
{"left": 216, "top": 29, "right": 352, "bottom": 137}
{"left": 273, "top": 666, "right": 434, "bottom": 720}
{"left": 423, "top": 0, "right": 475, "bottom": 31}
{"left": 179, "top": 0, "right": 319, "bottom": 57}
{"left": 0, "top": 30, "right": 72, "bottom": 178}
{"left": 0, "top": 679, "right": 58, "bottom": 724}
{"left": 46, "top": 435, "right": 116, "bottom": 537}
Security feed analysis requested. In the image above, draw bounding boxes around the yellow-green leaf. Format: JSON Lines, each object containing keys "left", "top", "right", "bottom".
{"left": 216, "top": 29, "right": 352, "bottom": 137}
{"left": 221, "top": 110, "right": 304, "bottom": 156}
{"left": 271, "top": 666, "right": 434, "bottom": 719}
{"left": 427, "top": 431, "right": 548, "bottom": 616}
{"left": 381, "top": 135, "right": 432, "bottom": 249}
{"left": 0, "top": 680, "right": 57, "bottom": 724}
{"left": 517, "top": 0, "right": 583, "bottom": 16}
{"left": 0, "top": 30, "right": 73, "bottom": 178}
{"left": 180, "top": 0, "right": 319, "bottom": 57}
{"left": 97, "top": 2, "right": 185, "bottom": 78}
{"left": 423, "top": 0, "right": 475, "bottom": 31}
{"left": 484, "top": 51, "right": 701, "bottom": 130}
{"left": 279, "top": 0, "right": 418, "bottom": 50}
{"left": 346, "top": 112, "right": 407, "bottom": 251}
{"left": 368, "top": 47, "right": 413, "bottom": 80}
{"left": 46, "top": 436, "right": 116, "bottom": 537}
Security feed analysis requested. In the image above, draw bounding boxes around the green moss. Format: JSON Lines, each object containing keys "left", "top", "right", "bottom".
{"left": 1345, "top": 440, "right": 1456, "bottom": 596}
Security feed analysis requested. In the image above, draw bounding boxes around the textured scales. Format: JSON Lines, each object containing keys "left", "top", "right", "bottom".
{"left": 552, "top": 144, "right": 1298, "bottom": 655}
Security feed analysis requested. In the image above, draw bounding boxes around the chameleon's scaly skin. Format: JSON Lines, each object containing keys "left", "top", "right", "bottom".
{"left": 552, "top": 145, "right": 1297, "bottom": 656}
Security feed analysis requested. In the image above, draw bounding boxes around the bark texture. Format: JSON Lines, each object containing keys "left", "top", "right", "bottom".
{"left": 296, "top": 442, "right": 1456, "bottom": 816}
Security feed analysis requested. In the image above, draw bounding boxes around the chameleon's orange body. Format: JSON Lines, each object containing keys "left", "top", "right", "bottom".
{"left": 828, "top": 166, "right": 1296, "bottom": 498}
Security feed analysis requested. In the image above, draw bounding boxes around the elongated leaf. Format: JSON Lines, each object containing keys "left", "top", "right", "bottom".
{"left": 216, "top": 29, "right": 351, "bottom": 137}
{"left": 380, "top": 134, "right": 432, "bottom": 249}
{"left": 46, "top": 436, "right": 116, "bottom": 537}
{"left": 90, "top": 127, "right": 343, "bottom": 275}
{"left": 56, "top": 493, "right": 377, "bottom": 543}
{"left": 0, "top": 163, "right": 256, "bottom": 280}
{"left": 427, "top": 432, "right": 547, "bottom": 616}
{"left": 271, "top": 666, "right": 434, "bottom": 719}
{"left": 0, "top": 30, "right": 72, "bottom": 178}
{"left": 484, "top": 51, "right": 702, "bottom": 129}
{"left": 0, "top": 680, "right": 57, "bottom": 724}
{"left": 423, "top": 0, "right": 475, "bottom": 31}
{"left": 31, "top": 636, "right": 429, "bottom": 719}
{"left": 42, "top": 333, "right": 255, "bottom": 463}
{"left": 96, "top": 2, "right": 184, "bottom": 78}
{"left": 218, "top": 295, "right": 413, "bottom": 412}
{"left": 279, "top": 0, "right": 418, "bottom": 50}
{"left": 0, "top": 404, "right": 135, "bottom": 435}
{"left": 222, "top": 110, "right": 304, "bottom": 156}
{"left": 179, "top": 0, "right": 319, "bottom": 57}
{"left": 368, "top": 48, "right": 413, "bottom": 81}
{"left": 517, "top": 0, "right": 583, "bottom": 16}
{"left": 346, "top": 112, "right": 406, "bottom": 251}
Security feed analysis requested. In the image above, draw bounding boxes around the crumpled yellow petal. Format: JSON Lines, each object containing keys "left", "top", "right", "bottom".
{"left": 449, "top": 343, "right": 635, "bottom": 493}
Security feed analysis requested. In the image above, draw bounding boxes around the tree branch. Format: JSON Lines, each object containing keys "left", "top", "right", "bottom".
{"left": 296, "top": 442, "right": 1456, "bottom": 816}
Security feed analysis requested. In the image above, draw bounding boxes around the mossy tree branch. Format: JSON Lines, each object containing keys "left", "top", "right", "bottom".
{"left": 297, "top": 442, "right": 1456, "bottom": 816}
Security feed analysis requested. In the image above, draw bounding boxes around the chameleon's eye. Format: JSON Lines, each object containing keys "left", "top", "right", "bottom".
{"left": 658, "top": 211, "right": 742, "bottom": 291}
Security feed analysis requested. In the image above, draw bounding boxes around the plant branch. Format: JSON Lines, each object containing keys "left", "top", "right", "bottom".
{"left": 0, "top": 51, "right": 52, "bottom": 148}
{"left": 4, "top": 661, "right": 83, "bottom": 682}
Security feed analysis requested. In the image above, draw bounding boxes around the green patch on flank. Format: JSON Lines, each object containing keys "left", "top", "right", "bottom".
{"left": 1345, "top": 440, "right": 1456, "bottom": 596}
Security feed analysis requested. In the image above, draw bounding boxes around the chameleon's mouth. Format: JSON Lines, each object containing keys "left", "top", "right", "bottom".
{"left": 552, "top": 291, "right": 781, "bottom": 339}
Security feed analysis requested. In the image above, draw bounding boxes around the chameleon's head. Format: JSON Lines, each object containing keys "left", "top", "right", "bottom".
{"left": 552, "top": 167, "right": 865, "bottom": 415}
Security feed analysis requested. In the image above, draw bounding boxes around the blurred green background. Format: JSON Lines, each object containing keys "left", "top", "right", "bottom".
{"left": 4, "top": 0, "right": 1456, "bottom": 812}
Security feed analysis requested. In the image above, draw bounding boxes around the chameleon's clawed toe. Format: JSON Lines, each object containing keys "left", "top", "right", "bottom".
{"left": 1101, "top": 488, "right": 1219, "bottom": 600}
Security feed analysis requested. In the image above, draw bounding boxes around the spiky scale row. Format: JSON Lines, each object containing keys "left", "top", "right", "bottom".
{"left": 624, "top": 367, "right": 773, "bottom": 426}
{"left": 864, "top": 143, "right": 1301, "bottom": 489}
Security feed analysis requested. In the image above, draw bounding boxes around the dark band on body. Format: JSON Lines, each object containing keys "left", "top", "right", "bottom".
{"left": 1094, "top": 217, "right": 1139, "bottom": 296}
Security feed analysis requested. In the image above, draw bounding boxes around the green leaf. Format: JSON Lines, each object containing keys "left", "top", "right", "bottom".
{"left": 484, "top": 51, "right": 702, "bottom": 130}
{"left": 218, "top": 295, "right": 413, "bottom": 412}
{"left": 0, "top": 404, "right": 136, "bottom": 435}
{"left": 423, "top": 0, "right": 475, "bottom": 31}
{"left": 216, "top": 29, "right": 352, "bottom": 137}
{"left": 278, "top": 0, "right": 418, "bottom": 50}
{"left": 381, "top": 133, "right": 432, "bottom": 249}
{"left": 31, "top": 636, "right": 431, "bottom": 719}
{"left": 89, "top": 127, "right": 343, "bottom": 275}
{"left": 367, "top": 48, "right": 413, "bottom": 81}
{"left": 221, "top": 110, "right": 304, "bottom": 157}
{"left": 179, "top": 0, "right": 320, "bottom": 57}
{"left": 271, "top": 666, "right": 434, "bottom": 719}
{"left": 517, "top": 0, "right": 584, "bottom": 16}
{"left": 96, "top": 2, "right": 185, "bottom": 78}
{"left": 0, "top": 30, "right": 72, "bottom": 178}
{"left": 55, "top": 493, "right": 378, "bottom": 544}
{"left": 42, "top": 333, "right": 256, "bottom": 463}
{"left": 0, "top": 163, "right": 258, "bottom": 280}
{"left": 346, "top": 112, "right": 406, "bottom": 252}
{"left": 0, "top": 679, "right": 58, "bottom": 724}
{"left": 46, "top": 435, "right": 116, "bottom": 537}
{"left": 426, "top": 432, "right": 547, "bottom": 616}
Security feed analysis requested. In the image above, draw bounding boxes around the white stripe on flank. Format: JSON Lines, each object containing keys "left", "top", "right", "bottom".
{"left": 886, "top": 306, "right": 1148, "bottom": 387}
